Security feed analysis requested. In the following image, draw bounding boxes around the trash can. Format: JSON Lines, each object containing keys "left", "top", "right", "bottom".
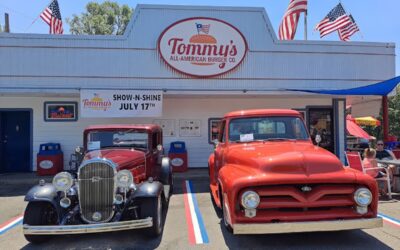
{"left": 37, "top": 143, "right": 64, "bottom": 176}
{"left": 168, "top": 141, "right": 188, "bottom": 172}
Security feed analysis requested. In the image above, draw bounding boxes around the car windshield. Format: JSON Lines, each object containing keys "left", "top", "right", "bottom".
{"left": 87, "top": 130, "right": 148, "bottom": 151}
{"left": 229, "top": 116, "right": 309, "bottom": 142}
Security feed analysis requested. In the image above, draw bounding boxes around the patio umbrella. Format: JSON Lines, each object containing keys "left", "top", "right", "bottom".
{"left": 354, "top": 116, "right": 381, "bottom": 127}
{"left": 346, "top": 115, "right": 373, "bottom": 140}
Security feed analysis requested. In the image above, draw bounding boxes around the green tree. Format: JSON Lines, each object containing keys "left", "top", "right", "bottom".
{"left": 66, "top": 1, "right": 133, "bottom": 35}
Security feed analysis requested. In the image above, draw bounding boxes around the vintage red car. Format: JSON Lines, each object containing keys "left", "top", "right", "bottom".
{"left": 23, "top": 124, "right": 173, "bottom": 243}
{"left": 208, "top": 109, "right": 382, "bottom": 234}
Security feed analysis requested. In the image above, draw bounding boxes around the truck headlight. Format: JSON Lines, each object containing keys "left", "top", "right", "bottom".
{"left": 115, "top": 170, "right": 133, "bottom": 189}
{"left": 53, "top": 172, "right": 74, "bottom": 192}
{"left": 241, "top": 191, "right": 260, "bottom": 209}
{"left": 354, "top": 188, "right": 372, "bottom": 206}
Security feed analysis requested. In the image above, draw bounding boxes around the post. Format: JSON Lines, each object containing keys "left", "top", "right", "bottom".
{"left": 304, "top": 10, "right": 308, "bottom": 40}
{"left": 4, "top": 13, "right": 10, "bottom": 33}
{"left": 382, "top": 96, "right": 389, "bottom": 141}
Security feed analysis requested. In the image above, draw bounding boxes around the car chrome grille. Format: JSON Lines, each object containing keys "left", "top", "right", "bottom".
{"left": 78, "top": 160, "right": 115, "bottom": 223}
{"left": 238, "top": 184, "right": 360, "bottom": 222}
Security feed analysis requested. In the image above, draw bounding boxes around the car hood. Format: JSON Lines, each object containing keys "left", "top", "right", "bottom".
{"left": 84, "top": 149, "right": 146, "bottom": 169}
{"left": 225, "top": 141, "right": 345, "bottom": 176}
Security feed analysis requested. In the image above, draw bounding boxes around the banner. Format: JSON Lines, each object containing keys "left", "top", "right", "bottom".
{"left": 80, "top": 90, "right": 163, "bottom": 118}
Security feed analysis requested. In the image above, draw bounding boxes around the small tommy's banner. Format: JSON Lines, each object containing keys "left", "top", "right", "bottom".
{"left": 158, "top": 17, "right": 248, "bottom": 77}
{"left": 80, "top": 90, "right": 163, "bottom": 118}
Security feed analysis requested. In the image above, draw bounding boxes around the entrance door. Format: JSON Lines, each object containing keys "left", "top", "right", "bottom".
{"left": 0, "top": 111, "right": 31, "bottom": 173}
{"left": 308, "top": 108, "right": 335, "bottom": 153}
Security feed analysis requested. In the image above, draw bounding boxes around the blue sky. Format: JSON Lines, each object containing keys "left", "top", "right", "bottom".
{"left": 1, "top": 0, "right": 399, "bottom": 74}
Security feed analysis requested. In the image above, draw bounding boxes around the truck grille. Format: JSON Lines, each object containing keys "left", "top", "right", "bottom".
{"left": 238, "top": 184, "right": 361, "bottom": 222}
{"left": 78, "top": 160, "right": 115, "bottom": 223}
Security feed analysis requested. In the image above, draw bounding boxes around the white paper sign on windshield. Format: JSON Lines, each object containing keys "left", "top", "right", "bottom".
{"left": 88, "top": 141, "right": 101, "bottom": 151}
{"left": 240, "top": 133, "right": 254, "bottom": 142}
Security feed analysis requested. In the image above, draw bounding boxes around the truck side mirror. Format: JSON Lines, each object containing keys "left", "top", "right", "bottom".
{"left": 212, "top": 139, "right": 219, "bottom": 149}
{"left": 315, "top": 134, "right": 322, "bottom": 146}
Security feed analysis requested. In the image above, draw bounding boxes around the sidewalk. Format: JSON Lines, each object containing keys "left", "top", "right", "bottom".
{"left": 0, "top": 172, "right": 53, "bottom": 186}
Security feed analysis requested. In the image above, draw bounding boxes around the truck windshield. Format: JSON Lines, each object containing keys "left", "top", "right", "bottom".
{"left": 87, "top": 130, "right": 148, "bottom": 150}
{"left": 229, "top": 116, "right": 309, "bottom": 142}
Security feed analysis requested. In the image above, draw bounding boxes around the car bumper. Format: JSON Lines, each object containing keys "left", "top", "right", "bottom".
{"left": 233, "top": 218, "right": 382, "bottom": 234}
{"left": 23, "top": 217, "right": 153, "bottom": 235}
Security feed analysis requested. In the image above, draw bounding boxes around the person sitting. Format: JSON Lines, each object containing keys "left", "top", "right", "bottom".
{"left": 375, "top": 140, "right": 397, "bottom": 189}
{"left": 363, "top": 148, "right": 387, "bottom": 195}
{"left": 375, "top": 140, "right": 397, "bottom": 160}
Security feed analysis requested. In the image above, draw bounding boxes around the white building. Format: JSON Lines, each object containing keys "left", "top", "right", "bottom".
{"left": 0, "top": 4, "right": 396, "bottom": 172}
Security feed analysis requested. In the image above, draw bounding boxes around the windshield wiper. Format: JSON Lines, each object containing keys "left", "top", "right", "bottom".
{"left": 264, "top": 138, "right": 296, "bottom": 141}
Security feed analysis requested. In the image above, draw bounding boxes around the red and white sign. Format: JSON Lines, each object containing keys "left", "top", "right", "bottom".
{"left": 158, "top": 17, "right": 248, "bottom": 77}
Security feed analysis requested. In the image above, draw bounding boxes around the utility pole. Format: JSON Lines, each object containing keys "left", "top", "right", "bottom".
{"left": 5, "top": 13, "right": 10, "bottom": 33}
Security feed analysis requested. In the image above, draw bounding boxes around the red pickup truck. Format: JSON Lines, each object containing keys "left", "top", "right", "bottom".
{"left": 208, "top": 109, "right": 382, "bottom": 234}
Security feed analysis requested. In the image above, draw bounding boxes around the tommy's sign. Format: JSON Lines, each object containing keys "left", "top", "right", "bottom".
{"left": 158, "top": 17, "right": 248, "bottom": 77}
{"left": 80, "top": 90, "right": 163, "bottom": 118}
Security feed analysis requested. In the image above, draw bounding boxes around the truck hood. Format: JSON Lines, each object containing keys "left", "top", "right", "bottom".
{"left": 226, "top": 141, "right": 345, "bottom": 176}
{"left": 84, "top": 149, "right": 146, "bottom": 169}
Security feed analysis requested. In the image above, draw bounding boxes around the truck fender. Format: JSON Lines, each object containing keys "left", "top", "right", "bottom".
{"left": 159, "top": 157, "right": 173, "bottom": 200}
{"left": 132, "top": 181, "right": 164, "bottom": 199}
{"left": 24, "top": 183, "right": 61, "bottom": 219}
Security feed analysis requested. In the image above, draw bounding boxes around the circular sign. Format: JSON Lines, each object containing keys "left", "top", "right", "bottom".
{"left": 158, "top": 17, "right": 248, "bottom": 77}
{"left": 39, "top": 160, "right": 53, "bottom": 169}
{"left": 171, "top": 158, "right": 184, "bottom": 167}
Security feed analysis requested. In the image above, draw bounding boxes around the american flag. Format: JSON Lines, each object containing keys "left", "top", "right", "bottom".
{"left": 278, "top": 0, "right": 308, "bottom": 40}
{"left": 338, "top": 15, "right": 359, "bottom": 41}
{"left": 315, "top": 3, "right": 351, "bottom": 38}
{"left": 40, "top": 0, "right": 63, "bottom": 34}
{"left": 196, "top": 23, "right": 210, "bottom": 34}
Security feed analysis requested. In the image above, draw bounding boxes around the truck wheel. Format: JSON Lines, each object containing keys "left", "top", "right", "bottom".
{"left": 23, "top": 202, "right": 57, "bottom": 244}
{"left": 141, "top": 195, "right": 163, "bottom": 237}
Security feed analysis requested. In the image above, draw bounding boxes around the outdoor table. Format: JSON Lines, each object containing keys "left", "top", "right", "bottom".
{"left": 376, "top": 159, "right": 400, "bottom": 192}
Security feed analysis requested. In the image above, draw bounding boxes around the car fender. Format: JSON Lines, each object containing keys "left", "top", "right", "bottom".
{"left": 159, "top": 157, "right": 172, "bottom": 199}
{"left": 24, "top": 183, "right": 58, "bottom": 205}
{"left": 132, "top": 181, "right": 164, "bottom": 199}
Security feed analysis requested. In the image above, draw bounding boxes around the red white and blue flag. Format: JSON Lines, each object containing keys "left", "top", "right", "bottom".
{"left": 40, "top": 0, "right": 63, "bottom": 34}
{"left": 196, "top": 23, "right": 210, "bottom": 34}
{"left": 278, "top": 0, "right": 308, "bottom": 40}
{"left": 338, "top": 15, "right": 359, "bottom": 41}
{"left": 315, "top": 3, "right": 351, "bottom": 38}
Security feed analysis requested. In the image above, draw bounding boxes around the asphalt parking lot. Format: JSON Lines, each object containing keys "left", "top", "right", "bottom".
{"left": 0, "top": 170, "right": 399, "bottom": 250}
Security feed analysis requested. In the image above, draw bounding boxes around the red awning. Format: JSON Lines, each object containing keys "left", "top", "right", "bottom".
{"left": 346, "top": 118, "right": 372, "bottom": 140}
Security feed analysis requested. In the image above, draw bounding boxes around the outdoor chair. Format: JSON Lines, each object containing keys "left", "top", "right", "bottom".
{"left": 345, "top": 151, "right": 392, "bottom": 199}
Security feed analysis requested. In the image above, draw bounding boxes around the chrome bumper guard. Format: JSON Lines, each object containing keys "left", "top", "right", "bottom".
{"left": 233, "top": 218, "right": 382, "bottom": 234}
{"left": 23, "top": 217, "right": 153, "bottom": 235}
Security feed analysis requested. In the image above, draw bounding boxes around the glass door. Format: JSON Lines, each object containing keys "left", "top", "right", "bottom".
{"left": 308, "top": 108, "right": 335, "bottom": 153}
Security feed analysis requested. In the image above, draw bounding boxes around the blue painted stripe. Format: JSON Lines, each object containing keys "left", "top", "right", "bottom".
{"left": 378, "top": 213, "right": 400, "bottom": 224}
{"left": 0, "top": 217, "right": 23, "bottom": 235}
{"left": 188, "top": 181, "right": 209, "bottom": 244}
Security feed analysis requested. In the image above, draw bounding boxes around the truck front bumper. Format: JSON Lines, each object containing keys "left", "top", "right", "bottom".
{"left": 233, "top": 218, "right": 382, "bottom": 234}
{"left": 23, "top": 217, "right": 153, "bottom": 235}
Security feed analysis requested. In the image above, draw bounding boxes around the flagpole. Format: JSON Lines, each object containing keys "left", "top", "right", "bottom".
{"left": 25, "top": 0, "right": 53, "bottom": 31}
{"left": 304, "top": 10, "right": 308, "bottom": 40}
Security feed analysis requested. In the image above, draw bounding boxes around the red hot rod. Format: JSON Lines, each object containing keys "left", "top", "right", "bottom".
{"left": 208, "top": 109, "right": 382, "bottom": 234}
{"left": 23, "top": 124, "right": 173, "bottom": 243}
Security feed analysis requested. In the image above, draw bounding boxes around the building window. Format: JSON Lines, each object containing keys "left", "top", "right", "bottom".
{"left": 209, "top": 118, "right": 222, "bottom": 143}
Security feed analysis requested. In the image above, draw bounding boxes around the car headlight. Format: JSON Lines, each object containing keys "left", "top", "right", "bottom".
{"left": 241, "top": 191, "right": 260, "bottom": 209}
{"left": 115, "top": 170, "right": 133, "bottom": 189}
{"left": 354, "top": 188, "right": 372, "bottom": 206}
{"left": 52, "top": 172, "right": 74, "bottom": 192}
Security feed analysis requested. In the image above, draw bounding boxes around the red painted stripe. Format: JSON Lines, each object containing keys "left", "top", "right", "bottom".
{"left": 0, "top": 214, "right": 23, "bottom": 228}
{"left": 183, "top": 182, "right": 196, "bottom": 245}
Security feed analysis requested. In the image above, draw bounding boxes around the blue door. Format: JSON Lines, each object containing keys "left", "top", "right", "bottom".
{"left": 0, "top": 111, "right": 31, "bottom": 173}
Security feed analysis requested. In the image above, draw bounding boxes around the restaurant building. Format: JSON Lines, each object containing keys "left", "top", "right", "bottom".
{"left": 0, "top": 4, "right": 396, "bottom": 172}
